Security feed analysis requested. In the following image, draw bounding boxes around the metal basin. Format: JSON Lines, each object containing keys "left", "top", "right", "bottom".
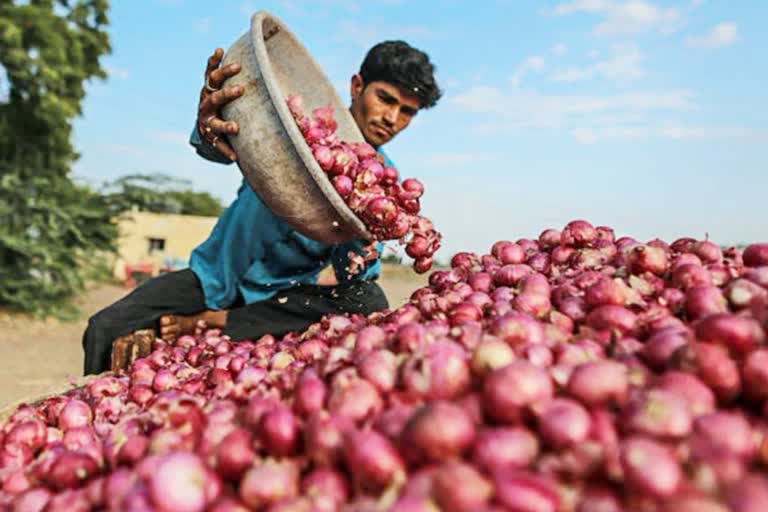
{"left": 220, "top": 11, "right": 372, "bottom": 244}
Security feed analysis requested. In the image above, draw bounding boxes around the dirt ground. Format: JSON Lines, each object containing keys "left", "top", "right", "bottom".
{"left": 0, "top": 264, "right": 427, "bottom": 410}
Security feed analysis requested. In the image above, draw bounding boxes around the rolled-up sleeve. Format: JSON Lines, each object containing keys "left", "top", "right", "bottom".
{"left": 189, "top": 125, "right": 233, "bottom": 165}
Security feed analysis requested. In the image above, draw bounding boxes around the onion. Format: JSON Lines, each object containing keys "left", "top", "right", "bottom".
{"left": 58, "top": 400, "right": 93, "bottom": 431}
{"left": 490, "top": 312, "right": 546, "bottom": 347}
{"left": 585, "top": 278, "right": 626, "bottom": 307}
{"left": 656, "top": 371, "right": 716, "bottom": 417}
{"left": 586, "top": 305, "right": 638, "bottom": 336}
{"left": 629, "top": 245, "right": 668, "bottom": 275}
{"left": 239, "top": 460, "right": 299, "bottom": 509}
{"left": 673, "top": 342, "right": 741, "bottom": 402}
{"left": 401, "top": 340, "right": 470, "bottom": 400}
{"left": 328, "top": 375, "right": 382, "bottom": 424}
{"left": 538, "top": 229, "right": 562, "bottom": 248}
{"left": 743, "top": 349, "right": 768, "bottom": 400}
{"left": 343, "top": 429, "right": 405, "bottom": 492}
{"left": 45, "top": 451, "right": 100, "bottom": 490}
{"left": 561, "top": 220, "right": 597, "bottom": 247}
{"left": 484, "top": 361, "right": 553, "bottom": 423}
{"left": 216, "top": 428, "right": 255, "bottom": 481}
{"left": 493, "top": 470, "right": 559, "bottom": 512}
{"left": 726, "top": 278, "right": 768, "bottom": 309}
{"left": 695, "top": 313, "right": 765, "bottom": 355}
{"left": 358, "top": 349, "right": 398, "bottom": 392}
{"left": 294, "top": 368, "right": 327, "bottom": 416}
{"left": 625, "top": 388, "right": 692, "bottom": 439}
{"left": 471, "top": 427, "right": 539, "bottom": 474}
{"left": 566, "top": 360, "right": 628, "bottom": 406}
{"left": 402, "top": 401, "right": 475, "bottom": 463}
{"left": 432, "top": 462, "right": 492, "bottom": 511}
{"left": 259, "top": 406, "right": 298, "bottom": 457}
{"left": 301, "top": 468, "right": 349, "bottom": 512}
{"left": 690, "top": 411, "right": 754, "bottom": 460}
{"left": 620, "top": 436, "right": 682, "bottom": 498}
{"left": 536, "top": 398, "right": 591, "bottom": 448}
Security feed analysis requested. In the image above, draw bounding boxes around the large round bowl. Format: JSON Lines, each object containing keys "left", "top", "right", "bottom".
{"left": 220, "top": 11, "right": 372, "bottom": 244}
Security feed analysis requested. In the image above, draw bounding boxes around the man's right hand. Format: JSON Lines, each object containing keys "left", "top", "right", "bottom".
{"left": 197, "top": 48, "right": 244, "bottom": 162}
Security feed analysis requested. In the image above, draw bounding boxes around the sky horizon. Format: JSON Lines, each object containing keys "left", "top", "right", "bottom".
{"left": 70, "top": 0, "right": 767, "bottom": 261}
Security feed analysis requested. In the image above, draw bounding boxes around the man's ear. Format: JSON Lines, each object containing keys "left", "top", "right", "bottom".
{"left": 350, "top": 74, "right": 364, "bottom": 101}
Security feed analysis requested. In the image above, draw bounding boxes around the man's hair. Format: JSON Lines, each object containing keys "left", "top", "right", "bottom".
{"left": 359, "top": 41, "right": 442, "bottom": 109}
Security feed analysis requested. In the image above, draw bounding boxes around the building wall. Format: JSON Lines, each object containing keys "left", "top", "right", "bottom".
{"left": 113, "top": 210, "right": 218, "bottom": 280}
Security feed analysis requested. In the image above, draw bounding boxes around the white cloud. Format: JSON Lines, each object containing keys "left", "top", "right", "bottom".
{"left": 104, "top": 144, "right": 146, "bottom": 158}
{"left": 106, "top": 65, "right": 129, "bottom": 80}
{"left": 423, "top": 152, "right": 496, "bottom": 167}
{"left": 551, "top": 0, "right": 612, "bottom": 15}
{"left": 552, "top": 44, "right": 644, "bottom": 82}
{"left": 571, "top": 128, "right": 599, "bottom": 144}
{"left": 450, "top": 86, "right": 696, "bottom": 133}
{"left": 151, "top": 131, "right": 189, "bottom": 145}
{"left": 685, "top": 22, "right": 739, "bottom": 49}
{"left": 551, "top": 43, "right": 568, "bottom": 56}
{"left": 566, "top": 122, "right": 766, "bottom": 144}
{"left": 510, "top": 56, "right": 546, "bottom": 87}
{"left": 549, "top": 1, "right": 683, "bottom": 37}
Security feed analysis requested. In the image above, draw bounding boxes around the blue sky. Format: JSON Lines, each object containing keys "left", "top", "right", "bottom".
{"left": 71, "top": 0, "right": 767, "bottom": 260}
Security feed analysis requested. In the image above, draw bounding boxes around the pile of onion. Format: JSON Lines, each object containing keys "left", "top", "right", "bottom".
{"left": 287, "top": 94, "right": 441, "bottom": 274}
{"left": 2, "top": 220, "right": 768, "bottom": 511}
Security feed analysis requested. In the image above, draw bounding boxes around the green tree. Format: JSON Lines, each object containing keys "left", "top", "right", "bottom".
{"left": 0, "top": 1, "right": 114, "bottom": 317}
{"left": 104, "top": 173, "right": 224, "bottom": 217}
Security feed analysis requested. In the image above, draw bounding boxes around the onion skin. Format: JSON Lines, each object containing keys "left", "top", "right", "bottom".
{"left": 620, "top": 436, "right": 682, "bottom": 498}
{"left": 402, "top": 401, "right": 476, "bottom": 463}
{"left": 484, "top": 361, "right": 554, "bottom": 424}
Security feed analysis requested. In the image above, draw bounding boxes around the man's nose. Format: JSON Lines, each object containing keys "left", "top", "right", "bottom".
{"left": 383, "top": 106, "right": 398, "bottom": 126}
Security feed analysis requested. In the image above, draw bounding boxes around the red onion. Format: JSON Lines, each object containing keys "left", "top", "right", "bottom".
{"left": 620, "top": 436, "right": 682, "bottom": 498}
{"left": 432, "top": 461, "right": 492, "bottom": 511}
{"left": 566, "top": 360, "right": 628, "bottom": 406}
{"left": 484, "top": 361, "right": 553, "bottom": 423}
{"left": 695, "top": 313, "right": 765, "bottom": 355}
{"left": 239, "top": 460, "right": 299, "bottom": 509}
{"left": 626, "top": 388, "right": 692, "bottom": 439}
{"left": 493, "top": 470, "right": 560, "bottom": 512}
{"left": 45, "top": 451, "right": 99, "bottom": 490}
{"left": 301, "top": 468, "right": 349, "bottom": 512}
{"left": 538, "top": 229, "right": 562, "bottom": 248}
{"left": 58, "top": 400, "right": 93, "bottom": 431}
{"left": 471, "top": 427, "right": 539, "bottom": 474}
{"left": 402, "top": 401, "right": 475, "bottom": 463}
{"left": 401, "top": 340, "right": 470, "bottom": 400}
{"left": 536, "top": 398, "right": 591, "bottom": 448}
{"left": 343, "top": 429, "right": 405, "bottom": 491}
{"left": 561, "top": 220, "right": 597, "bottom": 247}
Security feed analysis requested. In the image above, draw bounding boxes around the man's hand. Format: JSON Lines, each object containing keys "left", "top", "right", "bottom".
{"left": 197, "top": 48, "right": 244, "bottom": 161}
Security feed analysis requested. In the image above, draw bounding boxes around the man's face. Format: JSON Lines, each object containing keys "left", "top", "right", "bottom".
{"left": 349, "top": 75, "right": 421, "bottom": 148}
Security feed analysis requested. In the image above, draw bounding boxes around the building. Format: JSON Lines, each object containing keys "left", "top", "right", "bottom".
{"left": 113, "top": 208, "right": 217, "bottom": 282}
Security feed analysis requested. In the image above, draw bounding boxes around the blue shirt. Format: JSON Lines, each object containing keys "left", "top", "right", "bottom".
{"left": 188, "top": 128, "right": 386, "bottom": 310}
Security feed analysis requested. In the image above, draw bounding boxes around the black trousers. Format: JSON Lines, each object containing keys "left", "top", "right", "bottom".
{"left": 82, "top": 269, "right": 389, "bottom": 375}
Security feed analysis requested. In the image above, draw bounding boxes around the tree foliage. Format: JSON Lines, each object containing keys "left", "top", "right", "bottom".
{"left": 0, "top": 0, "right": 113, "bottom": 316}
{"left": 104, "top": 173, "right": 224, "bottom": 217}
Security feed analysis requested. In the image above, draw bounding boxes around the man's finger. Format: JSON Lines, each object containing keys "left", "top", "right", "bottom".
{"left": 204, "top": 48, "right": 224, "bottom": 79}
{"left": 208, "top": 63, "right": 241, "bottom": 90}
{"left": 209, "top": 86, "right": 244, "bottom": 108}
{"left": 207, "top": 117, "right": 239, "bottom": 136}
{"left": 213, "top": 138, "right": 239, "bottom": 161}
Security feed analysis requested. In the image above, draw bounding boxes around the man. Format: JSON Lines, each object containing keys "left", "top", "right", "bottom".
{"left": 82, "top": 40, "right": 442, "bottom": 375}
